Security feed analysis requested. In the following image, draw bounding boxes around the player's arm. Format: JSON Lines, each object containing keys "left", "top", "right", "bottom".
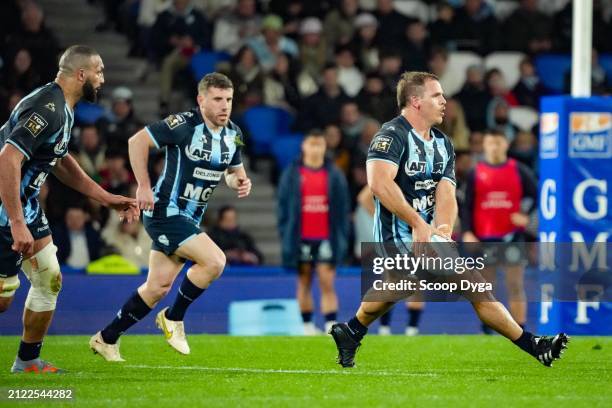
{"left": 225, "top": 165, "right": 251, "bottom": 198}
{"left": 367, "top": 160, "right": 432, "bottom": 242}
{"left": 128, "top": 128, "right": 157, "bottom": 211}
{"left": 357, "top": 185, "right": 375, "bottom": 216}
{"left": 53, "top": 154, "right": 139, "bottom": 223}
{"left": 0, "top": 144, "right": 33, "bottom": 255}
{"left": 433, "top": 179, "right": 457, "bottom": 238}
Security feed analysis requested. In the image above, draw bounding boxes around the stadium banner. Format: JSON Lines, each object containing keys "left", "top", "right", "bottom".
{"left": 538, "top": 96, "right": 612, "bottom": 335}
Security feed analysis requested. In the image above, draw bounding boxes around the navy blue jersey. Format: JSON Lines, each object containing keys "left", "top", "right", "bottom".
{"left": 0, "top": 82, "right": 73, "bottom": 227}
{"left": 144, "top": 109, "right": 243, "bottom": 225}
{"left": 366, "top": 115, "right": 455, "bottom": 244}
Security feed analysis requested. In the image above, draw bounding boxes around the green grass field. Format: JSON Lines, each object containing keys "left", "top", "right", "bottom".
{"left": 0, "top": 335, "right": 610, "bottom": 407}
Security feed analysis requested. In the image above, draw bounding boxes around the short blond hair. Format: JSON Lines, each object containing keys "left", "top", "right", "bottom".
{"left": 396, "top": 71, "right": 439, "bottom": 109}
{"left": 198, "top": 72, "right": 233, "bottom": 94}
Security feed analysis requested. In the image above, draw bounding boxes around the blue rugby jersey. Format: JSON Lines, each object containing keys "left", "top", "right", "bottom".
{"left": 366, "top": 115, "right": 455, "bottom": 245}
{"left": 0, "top": 82, "right": 73, "bottom": 226}
{"left": 144, "top": 108, "right": 243, "bottom": 225}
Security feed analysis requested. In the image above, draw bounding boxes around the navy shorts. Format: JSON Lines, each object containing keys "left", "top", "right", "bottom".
{"left": 298, "top": 239, "right": 334, "bottom": 265}
{"left": 0, "top": 210, "right": 51, "bottom": 279}
{"left": 143, "top": 215, "right": 201, "bottom": 257}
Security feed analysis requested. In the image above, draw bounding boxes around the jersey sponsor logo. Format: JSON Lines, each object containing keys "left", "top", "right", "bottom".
{"left": 415, "top": 180, "right": 438, "bottom": 190}
{"left": 23, "top": 112, "right": 48, "bottom": 137}
{"left": 193, "top": 168, "right": 223, "bottom": 181}
{"left": 568, "top": 112, "right": 612, "bottom": 158}
{"left": 44, "top": 102, "right": 55, "bottom": 112}
{"left": 158, "top": 234, "right": 170, "bottom": 246}
{"left": 165, "top": 114, "right": 186, "bottom": 130}
{"left": 221, "top": 152, "right": 232, "bottom": 164}
{"left": 412, "top": 193, "right": 435, "bottom": 212}
{"left": 185, "top": 145, "right": 212, "bottom": 161}
{"left": 181, "top": 183, "right": 215, "bottom": 205}
{"left": 405, "top": 160, "right": 426, "bottom": 176}
{"left": 433, "top": 162, "right": 445, "bottom": 174}
{"left": 370, "top": 135, "right": 393, "bottom": 153}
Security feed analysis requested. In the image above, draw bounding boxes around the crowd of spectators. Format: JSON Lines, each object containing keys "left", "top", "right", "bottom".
{"left": 1, "top": 0, "right": 612, "bottom": 267}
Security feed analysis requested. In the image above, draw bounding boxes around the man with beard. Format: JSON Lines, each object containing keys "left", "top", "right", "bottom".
{"left": 0, "top": 45, "right": 140, "bottom": 373}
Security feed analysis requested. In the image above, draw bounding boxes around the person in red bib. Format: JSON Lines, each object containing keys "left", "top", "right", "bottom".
{"left": 278, "top": 130, "right": 350, "bottom": 335}
{"left": 462, "top": 128, "right": 537, "bottom": 332}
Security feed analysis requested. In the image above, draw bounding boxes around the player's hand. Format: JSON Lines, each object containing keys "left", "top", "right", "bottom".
{"left": 136, "top": 185, "right": 155, "bottom": 211}
{"left": 510, "top": 212, "right": 530, "bottom": 228}
{"left": 236, "top": 177, "right": 251, "bottom": 198}
{"left": 10, "top": 219, "right": 34, "bottom": 258}
{"left": 412, "top": 221, "right": 433, "bottom": 256}
{"left": 434, "top": 223, "right": 452, "bottom": 239}
{"left": 117, "top": 204, "right": 141, "bottom": 224}
{"left": 105, "top": 194, "right": 140, "bottom": 223}
{"left": 462, "top": 231, "right": 480, "bottom": 243}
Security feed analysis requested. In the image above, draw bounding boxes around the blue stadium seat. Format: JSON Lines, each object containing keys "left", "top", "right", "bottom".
{"left": 535, "top": 54, "right": 572, "bottom": 93}
{"left": 271, "top": 133, "right": 304, "bottom": 169}
{"left": 229, "top": 299, "right": 304, "bottom": 335}
{"left": 190, "top": 51, "right": 231, "bottom": 81}
{"left": 242, "top": 106, "right": 294, "bottom": 155}
{"left": 74, "top": 101, "right": 105, "bottom": 125}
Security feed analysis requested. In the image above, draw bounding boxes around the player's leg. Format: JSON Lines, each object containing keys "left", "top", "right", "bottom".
{"left": 316, "top": 262, "right": 338, "bottom": 333}
{"left": 405, "top": 293, "right": 425, "bottom": 336}
{"left": 479, "top": 266, "right": 497, "bottom": 334}
{"left": 378, "top": 307, "right": 392, "bottom": 335}
{"left": 92, "top": 250, "right": 184, "bottom": 361}
{"left": 12, "top": 236, "right": 64, "bottom": 373}
{"left": 504, "top": 265, "right": 527, "bottom": 328}
{"left": 297, "top": 262, "right": 317, "bottom": 334}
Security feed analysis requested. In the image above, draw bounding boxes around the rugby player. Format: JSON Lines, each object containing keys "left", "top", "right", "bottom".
{"left": 0, "top": 45, "right": 139, "bottom": 373}
{"left": 329, "top": 72, "right": 569, "bottom": 368}
{"left": 90, "top": 73, "right": 251, "bottom": 361}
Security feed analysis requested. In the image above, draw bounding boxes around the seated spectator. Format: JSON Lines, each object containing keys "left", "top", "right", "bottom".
{"left": 453, "top": 0, "right": 499, "bottom": 55}
{"left": 152, "top": 0, "right": 211, "bottom": 115}
{"left": 339, "top": 102, "right": 368, "bottom": 142}
{"left": 212, "top": 0, "right": 261, "bottom": 55}
{"left": 455, "top": 64, "right": 491, "bottom": 131}
{"left": 263, "top": 53, "right": 301, "bottom": 113}
{"left": 428, "top": 47, "right": 449, "bottom": 79}
{"left": 374, "top": 0, "right": 415, "bottom": 46}
{"left": 469, "top": 131, "right": 484, "bottom": 162}
{"left": 225, "top": 46, "right": 264, "bottom": 114}
{"left": 513, "top": 57, "right": 548, "bottom": 109}
{"left": 100, "top": 150, "right": 135, "bottom": 195}
{"left": 503, "top": 0, "right": 552, "bottom": 53}
{"left": 102, "top": 212, "right": 152, "bottom": 269}
{"left": 438, "top": 99, "right": 470, "bottom": 150}
{"left": 349, "top": 119, "right": 379, "bottom": 200}
{"left": 350, "top": 13, "right": 380, "bottom": 74}
{"left": 96, "top": 86, "right": 144, "bottom": 157}
{"left": 298, "top": 17, "right": 327, "bottom": 81}
{"left": 355, "top": 73, "right": 397, "bottom": 124}
{"left": 297, "top": 64, "right": 351, "bottom": 131}
{"left": 510, "top": 130, "right": 538, "bottom": 171}
{"left": 54, "top": 206, "right": 105, "bottom": 268}
{"left": 428, "top": 1, "right": 457, "bottom": 49}
{"left": 208, "top": 205, "right": 263, "bottom": 265}
{"left": 401, "top": 21, "right": 430, "bottom": 73}
{"left": 335, "top": 46, "right": 364, "bottom": 97}
{"left": 485, "top": 68, "right": 519, "bottom": 107}
{"left": 377, "top": 49, "right": 403, "bottom": 94}
{"left": 486, "top": 98, "right": 519, "bottom": 143}
{"left": 246, "top": 14, "right": 298, "bottom": 72}
{"left": 1, "top": 48, "right": 42, "bottom": 95}
{"left": 76, "top": 125, "right": 106, "bottom": 181}
{"left": 323, "top": 0, "right": 359, "bottom": 47}
{"left": 324, "top": 124, "right": 351, "bottom": 175}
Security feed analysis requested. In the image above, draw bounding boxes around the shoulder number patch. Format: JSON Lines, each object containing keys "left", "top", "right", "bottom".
{"left": 370, "top": 135, "right": 393, "bottom": 153}
{"left": 165, "top": 114, "right": 186, "bottom": 129}
{"left": 23, "top": 112, "right": 48, "bottom": 137}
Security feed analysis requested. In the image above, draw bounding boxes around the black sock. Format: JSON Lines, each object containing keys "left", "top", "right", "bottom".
{"left": 408, "top": 309, "right": 422, "bottom": 328}
{"left": 101, "top": 291, "right": 151, "bottom": 344}
{"left": 301, "top": 311, "right": 313, "bottom": 323}
{"left": 165, "top": 277, "right": 205, "bottom": 321}
{"left": 512, "top": 330, "right": 535, "bottom": 355}
{"left": 347, "top": 316, "right": 368, "bottom": 342}
{"left": 18, "top": 341, "right": 42, "bottom": 361}
{"left": 379, "top": 311, "right": 391, "bottom": 326}
{"left": 324, "top": 312, "right": 337, "bottom": 322}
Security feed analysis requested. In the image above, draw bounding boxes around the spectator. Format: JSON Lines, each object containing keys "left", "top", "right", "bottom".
{"left": 339, "top": 101, "right": 367, "bottom": 142}
{"left": 97, "top": 86, "right": 145, "bottom": 157}
{"left": 54, "top": 206, "right": 105, "bottom": 268}
{"left": 349, "top": 119, "right": 379, "bottom": 200}
{"left": 246, "top": 14, "right": 298, "bottom": 72}
{"left": 503, "top": 0, "right": 552, "bottom": 53}
{"left": 355, "top": 72, "right": 397, "bottom": 124}
{"left": 428, "top": 47, "right": 449, "bottom": 79}
{"left": 335, "top": 46, "right": 364, "bottom": 97}
{"left": 374, "top": 0, "right": 415, "bottom": 46}
{"left": 510, "top": 130, "right": 538, "bottom": 171}
{"left": 428, "top": 1, "right": 457, "bottom": 49}
{"left": 401, "top": 21, "right": 430, "bottom": 73}
{"left": 0, "top": 0, "right": 22, "bottom": 43}
{"left": 102, "top": 212, "right": 152, "bottom": 269}
{"left": 513, "top": 57, "right": 548, "bottom": 109}
{"left": 298, "top": 17, "right": 327, "bottom": 81}
{"left": 350, "top": 13, "right": 380, "bottom": 74}
{"left": 76, "top": 125, "right": 106, "bottom": 181}
{"left": 297, "top": 64, "right": 351, "bottom": 131}
{"left": 324, "top": 124, "right": 351, "bottom": 175}
{"left": 455, "top": 64, "right": 491, "bottom": 131}
{"left": 277, "top": 130, "right": 350, "bottom": 335}
{"left": 377, "top": 49, "right": 403, "bottom": 94}
{"left": 212, "top": 0, "right": 261, "bottom": 55}
{"left": 225, "top": 46, "right": 264, "bottom": 114}
{"left": 273, "top": 0, "right": 306, "bottom": 41}
{"left": 553, "top": 0, "right": 612, "bottom": 52}
{"left": 485, "top": 68, "right": 519, "bottom": 107}
{"left": 469, "top": 130, "right": 484, "bottom": 162}
{"left": 208, "top": 205, "right": 263, "bottom": 265}
{"left": 453, "top": 0, "right": 499, "bottom": 55}
{"left": 262, "top": 53, "right": 301, "bottom": 113}
{"left": 152, "top": 0, "right": 211, "bottom": 115}
{"left": 438, "top": 98, "right": 470, "bottom": 150}
{"left": 323, "top": 0, "right": 360, "bottom": 47}
{"left": 2, "top": 48, "right": 42, "bottom": 95}
{"left": 100, "top": 150, "right": 135, "bottom": 196}
{"left": 486, "top": 97, "right": 519, "bottom": 143}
